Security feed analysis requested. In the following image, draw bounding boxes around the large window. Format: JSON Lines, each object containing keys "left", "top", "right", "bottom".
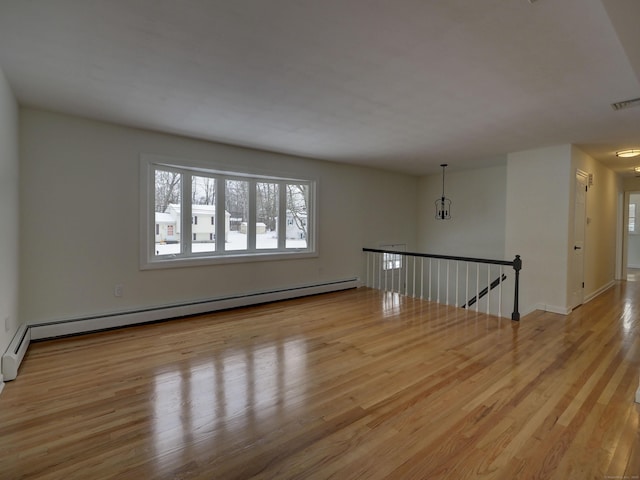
{"left": 141, "top": 156, "right": 316, "bottom": 268}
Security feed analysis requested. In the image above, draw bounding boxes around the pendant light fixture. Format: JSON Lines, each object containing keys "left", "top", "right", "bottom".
{"left": 435, "top": 163, "right": 451, "bottom": 220}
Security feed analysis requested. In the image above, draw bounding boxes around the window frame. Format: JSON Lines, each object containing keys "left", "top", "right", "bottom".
{"left": 140, "top": 155, "right": 317, "bottom": 270}
{"left": 380, "top": 243, "right": 405, "bottom": 271}
{"left": 630, "top": 202, "right": 638, "bottom": 234}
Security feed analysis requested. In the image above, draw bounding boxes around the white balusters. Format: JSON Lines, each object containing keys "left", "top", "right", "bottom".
{"left": 498, "top": 265, "right": 503, "bottom": 318}
{"left": 446, "top": 260, "right": 450, "bottom": 306}
{"left": 420, "top": 258, "right": 424, "bottom": 300}
{"left": 428, "top": 259, "right": 432, "bottom": 301}
{"left": 455, "top": 262, "right": 459, "bottom": 308}
{"left": 487, "top": 264, "right": 491, "bottom": 314}
{"left": 363, "top": 248, "right": 518, "bottom": 320}
{"left": 412, "top": 257, "right": 416, "bottom": 298}
{"left": 466, "top": 263, "right": 469, "bottom": 310}
{"left": 475, "top": 265, "right": 480, "bottom": 313}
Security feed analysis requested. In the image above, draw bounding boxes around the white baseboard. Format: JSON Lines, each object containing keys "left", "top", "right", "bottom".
{"left": 536, "top": 303, "right": 572, "bottom": 315}
{"left": 29, "top": 278, "right": 359, "bottom": 341}
{"left": 2, "top": 278, "right": 357, "bottom": 381}
{"left": 584, "top": 280, "right": 615, "bottom": 304}
{"left": 2, "top": 325, "right": 31, "bottom": 381}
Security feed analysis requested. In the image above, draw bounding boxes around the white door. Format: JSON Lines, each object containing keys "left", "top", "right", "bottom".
{"left": 571, "top": 172, "right": 588, "bottom": 309}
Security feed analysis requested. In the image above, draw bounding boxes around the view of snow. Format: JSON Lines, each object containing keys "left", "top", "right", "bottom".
{"left": 155, "top": 230, "right": 307, "bottom": 255}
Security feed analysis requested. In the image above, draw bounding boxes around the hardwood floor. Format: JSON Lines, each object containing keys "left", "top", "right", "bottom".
{"left": 1, "top": 283, "right": 639, "bottom": 479}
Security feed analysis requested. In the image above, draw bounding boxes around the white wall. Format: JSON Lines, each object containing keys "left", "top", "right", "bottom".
{"left": 417, "top": 165, "right": 507, "bottom": 259}
{"left": 19, "top": 108, "right": 418, "bottom": 325}
{"left": 505, "top": 145, "right": 572, "bottom": 316}
{"left": 0, "top": 67, "right": 19, "bottom": 364}
{"left": 571, "top": 146, "right": 620, "bottom": 297}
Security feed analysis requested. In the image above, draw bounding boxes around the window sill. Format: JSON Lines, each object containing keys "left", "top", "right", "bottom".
{"left": 140, "top": 250, "right": 318, "bottom": 270}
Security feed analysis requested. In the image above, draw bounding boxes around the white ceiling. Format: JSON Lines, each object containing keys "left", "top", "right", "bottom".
{"left": 1, "top": 0, "right": 639, "bottom": 175}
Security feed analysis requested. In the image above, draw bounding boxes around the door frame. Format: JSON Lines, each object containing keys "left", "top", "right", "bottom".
{"left": 571, "top": 170, "right": 588, "bottom": 309}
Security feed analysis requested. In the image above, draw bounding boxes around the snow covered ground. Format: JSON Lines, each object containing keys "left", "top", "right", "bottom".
{"left": 155, "top": 230, "right": 306, "bottom": 255}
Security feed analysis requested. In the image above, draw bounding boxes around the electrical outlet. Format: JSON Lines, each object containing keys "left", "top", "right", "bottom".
{"left": 4, "top": 316, "right": 10, "bottom": 332}
{"left": 114, "top": 284, "right": 124, "bottom": 297}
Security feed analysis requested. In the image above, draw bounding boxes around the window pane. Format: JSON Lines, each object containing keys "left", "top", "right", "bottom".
{"left": 286, "top": 184, "right": 308, "bottom": 249}
{"left": 383, "top": 253, "right": 402, "bottom": 270}
{"left": 226, "top": 179, "right": 249, "bottom": 251}
{"left": 191, "top": 175, "right": 216, "bottom": 253}
{"left": 257, "top": 182, "right": 279, "bottom": 249}
{"left": 154, "top": 169, "right": 182, "bottom": 257}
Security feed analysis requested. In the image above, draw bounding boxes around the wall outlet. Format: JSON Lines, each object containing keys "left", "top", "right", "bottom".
{"left": 4, "top": 316, "right": 9, "bottom": 332}
{"left": 114, "top": 284, "right": 124, "bottom": 297}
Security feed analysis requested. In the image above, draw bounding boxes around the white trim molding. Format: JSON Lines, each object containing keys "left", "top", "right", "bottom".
{"left": 3, "top": 279, "right": 357, "bottom": 381}
{"left": 583, "top": 280, "right": 615, "bottom": 304}
{"left": 31, "top": 279, "right": 358, "bottom": 340}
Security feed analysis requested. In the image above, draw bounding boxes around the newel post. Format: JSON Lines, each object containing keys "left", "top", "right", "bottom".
{"left": 511, "top": 255, "right": 522, "bottom": 321}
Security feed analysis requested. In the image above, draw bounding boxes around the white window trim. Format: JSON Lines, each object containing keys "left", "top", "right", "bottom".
{"left": 140, "top": 154, "right": 318, "bottom": 270}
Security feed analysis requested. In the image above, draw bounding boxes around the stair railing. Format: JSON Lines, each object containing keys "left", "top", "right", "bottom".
{"left": 363, "top": 248, "right": 522, "bottom": 321}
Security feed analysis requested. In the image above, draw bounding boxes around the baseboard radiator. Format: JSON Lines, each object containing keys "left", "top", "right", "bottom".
{"left": 2, "top": 278, "right": 358, "bottom": 382}
{"left": 2, "top": 325, "right": 31, "bottom": 381}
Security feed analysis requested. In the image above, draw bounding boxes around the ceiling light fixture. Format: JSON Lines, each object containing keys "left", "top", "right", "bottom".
{"left": 616, "top": 149, "right": 640, "bottom": 158}
{"left": 634, "top": 166, "right": 640, "bottom": 173}
{"left": 435, "top": 164, "right": 451, "bottom": 220}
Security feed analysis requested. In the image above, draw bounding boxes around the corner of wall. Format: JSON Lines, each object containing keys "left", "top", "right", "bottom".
{"left": 0, "top": 65, "right": 21, "bottom": 356}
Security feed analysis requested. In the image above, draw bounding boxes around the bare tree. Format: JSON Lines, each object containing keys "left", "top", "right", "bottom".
{"left": 286, "top": 184, "right": 308, "bottom": 238}
{"left": 225, "top": 180, "right": 249, "bottom": 230}
{"left": 257, "top": 182, "right": 278, "bottom": 231}
{"left": 155, "top": 170, "right": 181, "bottom": 212}
{"left": 192, "top": 176, "right": 215, "bottom": 205}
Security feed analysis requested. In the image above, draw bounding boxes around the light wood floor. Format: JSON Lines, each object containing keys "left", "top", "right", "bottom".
{"left": 1, "top": 284, "right": 639, "bottom": 479}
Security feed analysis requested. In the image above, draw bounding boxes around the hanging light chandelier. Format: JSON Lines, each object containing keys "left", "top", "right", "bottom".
{"left": 435, "top": 163, "right": 451, "bottom": 220}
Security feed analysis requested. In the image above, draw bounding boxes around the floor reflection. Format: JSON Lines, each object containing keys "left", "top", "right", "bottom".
{"left": 381, "top": 291, "right": 401, "bottom": 316}
{"left": 627, "top": 267, "right": 640, "bottom": 282}
{"left": 151, "top": 337, "right": 307, "bottom": 466}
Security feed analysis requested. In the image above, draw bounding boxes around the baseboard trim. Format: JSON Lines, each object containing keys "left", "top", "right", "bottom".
{"left": 2, "top": 278, "right": 357, "bottom": 381}
{"left": 29, "top": 278, "right": 359, "bottom": 341}
{"left": 2, "top": 325, "right": 31, "bottom": 381}
{"left": 584, "top": 280, "right": 615, "bottom": 304}
{"left": 536, "top": 303, "right": 572, "bottom": 315}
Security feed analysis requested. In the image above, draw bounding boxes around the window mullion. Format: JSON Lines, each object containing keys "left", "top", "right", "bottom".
{"left": 248, "top": 179, "right": 257, "bottom": 251}
{"left": 183, "top": 171, "right": 192, "bottom": 256}
{"left": 216, "top": 176, "right": 225, "bottom": 252}
{"left": 278, "top": 182, "right": 287, "bottom": 250}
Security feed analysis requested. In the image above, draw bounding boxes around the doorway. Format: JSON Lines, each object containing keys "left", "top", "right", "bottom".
{"left": 570, "top": 171, "right": 588, "bottom": 309}
{"left": 626, "top": 192, "right": 640, "bottom": 281}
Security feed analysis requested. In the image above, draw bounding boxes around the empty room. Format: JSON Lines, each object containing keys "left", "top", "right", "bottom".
{"left": 1, "top": 1, "right": 639, "bottom": 478}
